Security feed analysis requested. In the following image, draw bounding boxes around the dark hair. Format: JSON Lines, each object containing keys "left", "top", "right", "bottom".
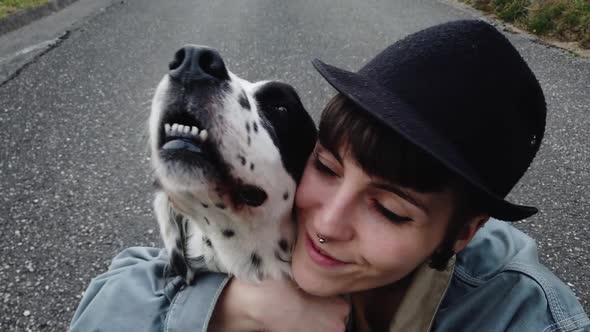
{"left": 318, "top": 94, "right": 486, "bottom": 270}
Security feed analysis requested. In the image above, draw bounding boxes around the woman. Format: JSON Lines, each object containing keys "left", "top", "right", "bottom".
{"left": 70, "top": 20, "right": 589, "bottom": 331}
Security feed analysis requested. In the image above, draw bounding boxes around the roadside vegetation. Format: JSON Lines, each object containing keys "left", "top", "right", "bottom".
{"left": 0, "top": 0, "right": 49, "bottom": 19}
{"left": 461, "top": 0, "right": 590, "bottom": 49}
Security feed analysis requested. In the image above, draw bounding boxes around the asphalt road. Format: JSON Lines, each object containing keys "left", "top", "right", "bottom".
{"left": 0, "top": 0, "right": 588, "bottom": 330}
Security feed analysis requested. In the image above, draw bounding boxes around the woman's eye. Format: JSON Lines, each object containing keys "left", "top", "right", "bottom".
{"left": 372, "top": 200, "right": 412, "bottom": 224}
{"left": 313, "top": 157, "right": 338, "bottom": 177}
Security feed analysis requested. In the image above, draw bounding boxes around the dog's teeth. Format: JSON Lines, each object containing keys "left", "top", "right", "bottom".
{"left": 166, "top": 123, "right": 202, "bottom": 138}
{"left": 199, "top": 129, "right": 208, "bottom": 141}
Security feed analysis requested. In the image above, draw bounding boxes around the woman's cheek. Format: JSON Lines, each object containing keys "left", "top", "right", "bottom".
{"left": 361, "top": 226, "right": 427, "bottom": 278}
{"left": 295, "top": 166, "right": 322, "bottom": 209}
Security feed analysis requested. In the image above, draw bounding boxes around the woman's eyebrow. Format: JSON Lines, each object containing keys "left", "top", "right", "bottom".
{"left": 372, "top": 182, "right": 429, "bottom": 214}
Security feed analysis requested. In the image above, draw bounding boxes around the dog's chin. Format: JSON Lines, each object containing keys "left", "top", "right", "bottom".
{"left": 155, "top": 156, "right": 213, "bottom": 192}
{"left": 160, "top": 148, "right": 208, "bottom": 169}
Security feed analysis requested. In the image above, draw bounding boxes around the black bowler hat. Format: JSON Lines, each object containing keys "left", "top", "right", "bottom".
{"left": 312, "top": 20, "right": 546, "bottom": 221}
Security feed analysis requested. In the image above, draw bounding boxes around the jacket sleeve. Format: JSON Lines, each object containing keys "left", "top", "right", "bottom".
{"left": 435, "top": 269, "right": 590, "bottom": 332}
{"left": 69, "top": 247, "right": 231, "bottom": 332}
{"left": 435, "top": 219, "right": 590, "bottom": 332}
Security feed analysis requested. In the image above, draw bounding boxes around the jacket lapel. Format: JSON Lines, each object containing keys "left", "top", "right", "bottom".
{"left": 349, "top": 257, "right": 455, "bottom": 332}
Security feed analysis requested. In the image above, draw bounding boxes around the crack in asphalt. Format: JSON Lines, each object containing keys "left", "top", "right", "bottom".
{"left": 0, "top": 31, "right": 70, "bottom": 88}
{"left": 0, "top": 0, "right": 125, "bottom": 87}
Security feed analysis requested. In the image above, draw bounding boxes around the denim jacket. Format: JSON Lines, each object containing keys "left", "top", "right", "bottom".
{"left": 70, "top": 219, "right": 589, "bottom": 331}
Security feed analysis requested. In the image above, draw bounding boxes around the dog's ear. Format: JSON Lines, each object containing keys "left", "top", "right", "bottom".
{"left": 284, "top": 96, "right": 317, "bottom": 183}
{"left": 255, "top": 82, "right": 317, "bottom": 183}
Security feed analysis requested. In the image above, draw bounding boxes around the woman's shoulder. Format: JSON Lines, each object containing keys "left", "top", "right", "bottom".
{"left": 435, "top": 219, "right": 589, "bottom": 331}
{"left": 455, "top": 218, "right": 546, "bottom": 279}
{"left": 70, "top": 247, "right": 231, "bottom": 332}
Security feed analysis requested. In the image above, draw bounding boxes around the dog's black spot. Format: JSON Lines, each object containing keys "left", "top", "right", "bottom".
{"left": 247, "top": 136, "right": 251, "bottom": 146}
{"left": 253, "top": 121, "right": 258, "bottom": 133}
{"left": 201, "top": 202, "right": 209, "bottom": 208}
{"left": 246, "top": 122, "right": 250, "bottom": 133}
{"left": 279, "top": 239, "right": 289, "bottom": 252}
{"left": 215, "top": 203, "right": 226, "bottom": 209}
{"left": 238, "top": 155, "right": 246, "bottom": 166}
{"left": 204, "top": 217, "right": 210, "bottom": 225}
{"left": 235, "top": 185, "right": 267, "bottom": 207}
{"left": 239, "top": 91, "right": 251, "bottom": 111}
{"left": 283, "top": 192, "right": 289, "bottom": 200}
{"left": 251, "top": 252, "right": 262, "bottom": 269}
{"left": 250, "top": 163, "right": 255, "bottom": 171}
{"left": 170, "top": 249, "right": 188, "bottom": 277}
{"left": 153, "top": 179, "right": 162, "bottom": 190}
{"left": 203, "top": 236, "right": 213, "bottom": 248}
{"left": 222, "top": 229, "right": 235, "bottom": 238}
{"left": 275, "top": 250, "right": 290, "bottom": 263}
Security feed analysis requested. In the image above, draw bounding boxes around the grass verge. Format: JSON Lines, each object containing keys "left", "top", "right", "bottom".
{"left": 461, "top": 0, "right": 590, "bottom": 49}
{"left": 0, "top": 0, "right": 49, "bottom": 19}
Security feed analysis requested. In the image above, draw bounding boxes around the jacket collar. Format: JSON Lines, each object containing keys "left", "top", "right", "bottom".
{"left": 351, "top": 256, "right": 455, "bottom": 332}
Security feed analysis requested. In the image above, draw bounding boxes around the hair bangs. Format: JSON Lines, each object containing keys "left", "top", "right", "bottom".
{"left": 318, "top": 94, "right": 454, "bottom": 193}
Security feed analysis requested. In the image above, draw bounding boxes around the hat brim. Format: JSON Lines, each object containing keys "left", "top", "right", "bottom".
{"left": 312, "top": 59, "right": 537, "bottom": 221}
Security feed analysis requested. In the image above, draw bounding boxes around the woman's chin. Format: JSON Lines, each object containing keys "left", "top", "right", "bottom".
{"left": 292, "top": 255, "right": 342, "bottom": 296}
{"left": 293, "top": 270, "right": 337, "bottom": 296}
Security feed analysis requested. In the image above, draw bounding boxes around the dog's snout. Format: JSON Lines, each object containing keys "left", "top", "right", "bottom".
{"left": 168, "top": 45, "right": 229, "bottom": 84}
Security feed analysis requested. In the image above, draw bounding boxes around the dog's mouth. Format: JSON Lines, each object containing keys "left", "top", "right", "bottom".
{"left": 156, "top": 109, "right": 270, "bottom": 209}
{"left": 158, "top": 111, "right": 211, "bottom": 160}
{"left": 161, "top": 122, "right": 207, "bottom": 154}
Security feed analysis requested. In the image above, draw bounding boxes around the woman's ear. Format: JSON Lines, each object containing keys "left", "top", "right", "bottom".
{"left": 453, "top": 215, "right": 489, "bottom": 254}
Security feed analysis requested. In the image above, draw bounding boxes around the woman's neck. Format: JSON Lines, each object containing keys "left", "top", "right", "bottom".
{"left": 353, "top": 275, "right": 413, "bottom": 331}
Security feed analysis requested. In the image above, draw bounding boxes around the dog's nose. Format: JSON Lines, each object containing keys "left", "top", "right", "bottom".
{"left": 168, "top": 45, "right": 229, "bottom": 83}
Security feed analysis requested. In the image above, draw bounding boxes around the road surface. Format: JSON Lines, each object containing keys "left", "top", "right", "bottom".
{"left": 0, "top": 0, "right": 588, "bottom": 330}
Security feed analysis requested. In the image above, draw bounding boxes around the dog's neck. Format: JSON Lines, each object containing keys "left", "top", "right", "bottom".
{"left": 182, "top": 198, "right": 296, "bottom": 281}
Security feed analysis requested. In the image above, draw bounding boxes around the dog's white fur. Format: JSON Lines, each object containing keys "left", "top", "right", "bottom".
{"left": 150, "top": 69, "right": 300, "bottom": 282}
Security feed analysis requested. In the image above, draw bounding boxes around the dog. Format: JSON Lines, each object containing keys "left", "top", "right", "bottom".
{"left": 149, "top": 45, "right": 317, "bottom": 283}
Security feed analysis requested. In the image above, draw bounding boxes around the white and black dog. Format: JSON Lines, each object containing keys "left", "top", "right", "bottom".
{"left": 149, "top": 45, "right": 317, "bottom": 283}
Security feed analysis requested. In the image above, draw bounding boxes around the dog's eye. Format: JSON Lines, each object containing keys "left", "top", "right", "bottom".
{"left": 276, "top": 106, "right": 287, "bottom": 112}
{"left": 235, "top": 185, "right": 268, "bottom": 207}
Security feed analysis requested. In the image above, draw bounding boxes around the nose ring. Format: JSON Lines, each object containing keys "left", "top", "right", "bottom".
{"left": 317, "top": 233, "right": 328, "bottom": 244}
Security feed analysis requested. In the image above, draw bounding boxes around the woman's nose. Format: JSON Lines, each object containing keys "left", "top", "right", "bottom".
{"left": 313, "top": 188, "right": 356, "bottom": 241}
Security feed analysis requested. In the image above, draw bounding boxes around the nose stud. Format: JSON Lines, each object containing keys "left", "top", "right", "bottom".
{"left": 317, "top": 233, "right": 328, "bottom": 244}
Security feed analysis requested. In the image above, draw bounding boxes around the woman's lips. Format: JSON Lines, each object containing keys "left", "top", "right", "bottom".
{"left": 305, "top": 233, "right": 347, "bottom": 267}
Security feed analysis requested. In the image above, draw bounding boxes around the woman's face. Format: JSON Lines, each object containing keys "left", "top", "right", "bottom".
{"left": 291, "top": 143, "right": 455, "bottom": 296}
